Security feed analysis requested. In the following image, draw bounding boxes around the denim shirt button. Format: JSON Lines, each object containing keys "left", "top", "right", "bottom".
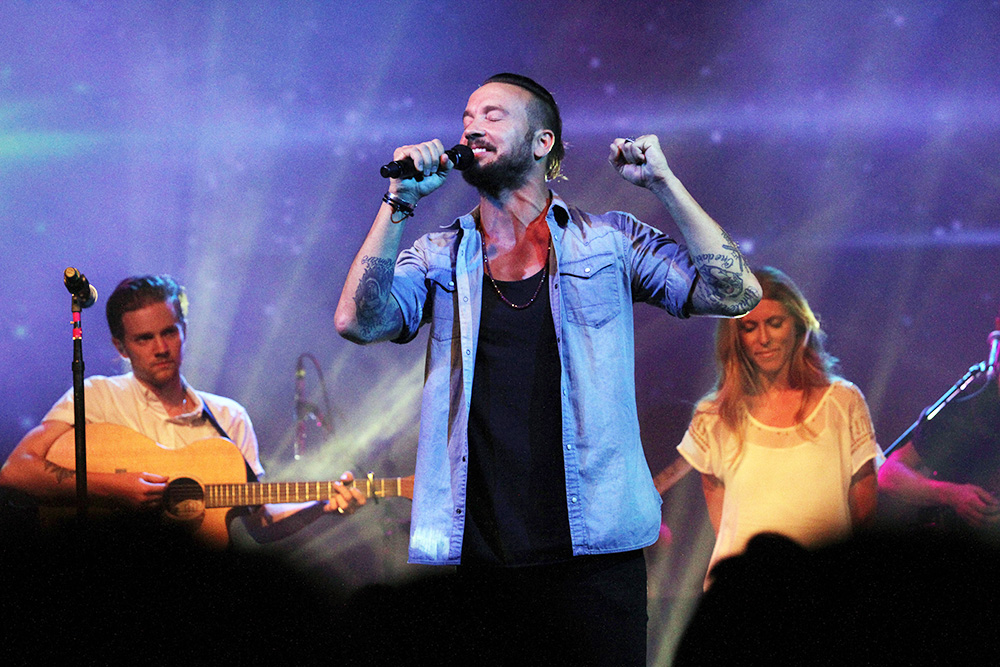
{"left": 456, "top": 508, "right": 462, "bottom": 514}
{"left": 584, "top": 267, "right": 591, "bottom": 273}
{"left": 570, "top": 496, "right": 578, "bottom": 503}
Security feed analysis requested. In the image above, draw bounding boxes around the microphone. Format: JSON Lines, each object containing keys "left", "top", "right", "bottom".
{"left": 987, "top": 318, "right": 1000, "bottom": 381}
{"left": 63, "top": 267, "right": 98, "bottom": 308}
{"left": 380, "top": 144, "right": 475, "bottom": 180}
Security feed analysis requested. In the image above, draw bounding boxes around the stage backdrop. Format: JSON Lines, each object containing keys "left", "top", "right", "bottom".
{"left": 2, "top": 2, "right": 998, "bottom": 663}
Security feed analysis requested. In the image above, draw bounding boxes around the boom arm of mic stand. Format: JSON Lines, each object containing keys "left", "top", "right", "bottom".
{"left": 882, "top": 361, "right": 987, "bottom": 457}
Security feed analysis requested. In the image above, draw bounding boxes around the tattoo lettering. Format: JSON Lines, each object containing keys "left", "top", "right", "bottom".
{"left": 693, "top": 234, "right": 758, "bottom": 315}
{"left": 728, "top": 284, "right": 762, "bottom": 315}
{"left": 694, "top": 252, "right": 735, "bottom": 271}
{"left": 353, "top": 255, "right": 396, "bottom": 337}
{"left": 719, "top": 226, "right": 746, "bottom": 274}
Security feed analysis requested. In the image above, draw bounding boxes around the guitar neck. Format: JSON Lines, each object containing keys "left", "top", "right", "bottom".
{"left": 203, "top": 476, "right": 414, "bottom": 508}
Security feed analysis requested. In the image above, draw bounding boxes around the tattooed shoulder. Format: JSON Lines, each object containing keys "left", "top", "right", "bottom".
{"left": 353, "top": 255, "right": 400, "bottom": 338}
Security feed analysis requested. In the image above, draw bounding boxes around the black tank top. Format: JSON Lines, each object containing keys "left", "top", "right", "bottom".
{"left": 463, "top": 267, "right": 571, "bottom": 565}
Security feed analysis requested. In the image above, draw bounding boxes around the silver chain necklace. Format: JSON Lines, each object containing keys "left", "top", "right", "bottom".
{"left": 481, "top": 233, "right": 551, "bottom": 310}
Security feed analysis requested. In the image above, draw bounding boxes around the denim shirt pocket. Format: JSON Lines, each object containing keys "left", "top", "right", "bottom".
{"left": 426, "top": 268, "right": 459, "bottom": 341}
{"left": 559, "top": 252, "right": 621, "bottom": 328}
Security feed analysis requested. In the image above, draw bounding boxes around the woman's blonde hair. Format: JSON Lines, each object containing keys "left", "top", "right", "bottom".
{"left": 708, "top": 266, "right": 837, "bottom": 438}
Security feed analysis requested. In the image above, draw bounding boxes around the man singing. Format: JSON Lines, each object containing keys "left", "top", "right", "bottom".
{"left": 335, "top": 73, "right": 759, "bottom": 664}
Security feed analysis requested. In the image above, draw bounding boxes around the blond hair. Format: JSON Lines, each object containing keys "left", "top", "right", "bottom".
{"left": 702, "top": 266, "right": 837, "bottom": 455}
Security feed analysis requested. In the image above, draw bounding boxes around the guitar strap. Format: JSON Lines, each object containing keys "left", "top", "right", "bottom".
{"left": 199, "top": 397, "right": 259, "bottom": 484}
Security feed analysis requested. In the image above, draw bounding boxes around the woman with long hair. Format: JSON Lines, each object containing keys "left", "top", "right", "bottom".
{"left": 677, "top": 266, "right": 880, "bottom": 585}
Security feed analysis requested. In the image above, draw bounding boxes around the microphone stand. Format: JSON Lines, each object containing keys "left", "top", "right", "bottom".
{"left": 70, "top": 295, "right": 89, "bottom": 520}
{"left": 883, "top": 361, "right": 987, "bottom": 457}
{"left": 294, "top": 357, "right": 307, "bottom": 460}
{"left": 293, "top": 353, "right": 337, "bottom": 460}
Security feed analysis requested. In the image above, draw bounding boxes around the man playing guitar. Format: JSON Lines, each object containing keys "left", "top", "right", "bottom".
{"left": 0, "top": 274, "right": 365, "bottom": 542}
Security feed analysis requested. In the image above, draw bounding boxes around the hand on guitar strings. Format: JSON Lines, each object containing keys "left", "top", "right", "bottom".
{"left": 322, "top": 470, "right": 366, "bottom": 515}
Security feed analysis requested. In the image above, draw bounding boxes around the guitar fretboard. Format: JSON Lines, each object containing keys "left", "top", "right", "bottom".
{"left": 203, "top": 477, "right": 414, "bottom": 508}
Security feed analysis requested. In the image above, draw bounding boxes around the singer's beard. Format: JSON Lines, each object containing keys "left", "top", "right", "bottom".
{"left": 462, "top": 133, "right": 537, "bottom": 199}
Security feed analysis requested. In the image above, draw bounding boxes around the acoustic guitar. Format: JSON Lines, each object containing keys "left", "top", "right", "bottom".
{"left": 46, "top": 423, "right": 413, "bottom": 547}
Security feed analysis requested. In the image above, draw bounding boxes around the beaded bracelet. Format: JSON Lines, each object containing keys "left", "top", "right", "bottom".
{"left": 382, "top": 192, "right": 416, "bottom": 219}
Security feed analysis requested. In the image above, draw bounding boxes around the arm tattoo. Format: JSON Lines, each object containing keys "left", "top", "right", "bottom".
{"left": 692, "top": 231, "right": 759, "bottom": 315}
{"left": 43, "top": 460, "right": 76, "bottom": 485}
{"left": 719, "top": 226, "right": 746, "bottom": 274}
{"left": 353, "top": 255, "right": 397, "bottom": 337}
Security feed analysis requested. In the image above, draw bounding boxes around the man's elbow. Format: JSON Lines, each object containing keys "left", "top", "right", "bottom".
{"left": 743, "top": 274, "right": 762, "bottom": 309}
{"left": 334, "top": 310, "right": 392, "bottom": 345}
{"left": 876, "top": 457, "right": 905, "bottom": 494}
{"left": 333, "top": 309, "right": 356, "bottom": 339}
{"left": 334, "top": 312, "right": 369, "bottom": 345}
{"left": 696, "top": 289, "right": 761, "bottom": 318}
{"left": 734, "top": 286, "right": 762, "bottom": 315}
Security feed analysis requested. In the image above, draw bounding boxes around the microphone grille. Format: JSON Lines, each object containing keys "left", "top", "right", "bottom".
{"left": 450, "top": 144, "right": 475, "bottom": 170}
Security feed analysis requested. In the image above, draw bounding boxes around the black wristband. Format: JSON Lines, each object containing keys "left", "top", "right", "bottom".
{"left": 382, "top": 192, "right": 416, "bottom": 218}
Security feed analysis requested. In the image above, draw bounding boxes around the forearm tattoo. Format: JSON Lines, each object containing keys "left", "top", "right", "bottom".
{"left": 353, "top": 255, "right": 397, "bottom": 337}
{"left": 692, "top": 230, "right": 759, "bottom": 315}
{"left": 44, "top": 460, "right": 76, "bottom": 484}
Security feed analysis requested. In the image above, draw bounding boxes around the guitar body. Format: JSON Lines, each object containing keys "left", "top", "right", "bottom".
{"left": 44, "top": 423, "right": 414, "bottom": 548}
{"left": 46, "top": 423, "right": 250, "bottom": 547}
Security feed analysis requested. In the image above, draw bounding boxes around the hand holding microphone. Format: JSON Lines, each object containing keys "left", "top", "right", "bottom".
{"left": 378, "top": 140, "right": 474, "bottom": 209}
{"left": 381, "top": 142, "right": 474, "bottom": 180}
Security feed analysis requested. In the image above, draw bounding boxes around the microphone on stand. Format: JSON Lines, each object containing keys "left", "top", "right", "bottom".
{"left": 986, "top": 318, "right": 1000, "bottom": 382}
{"left": 64, "top": 267, "right": 98, "bottom": 308}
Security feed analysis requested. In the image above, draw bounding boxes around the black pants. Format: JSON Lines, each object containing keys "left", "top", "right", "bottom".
{"left": 451, "top": 550, "right": 647, "bottom": 666}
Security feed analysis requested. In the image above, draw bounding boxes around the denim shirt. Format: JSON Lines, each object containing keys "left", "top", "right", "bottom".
{"left": 391, "top": 193, "right": 698, "bottom": 565}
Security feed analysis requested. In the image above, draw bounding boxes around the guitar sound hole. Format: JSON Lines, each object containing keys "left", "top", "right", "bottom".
{"left": 164, "top": 477, "right": 206, "bottom": 521}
